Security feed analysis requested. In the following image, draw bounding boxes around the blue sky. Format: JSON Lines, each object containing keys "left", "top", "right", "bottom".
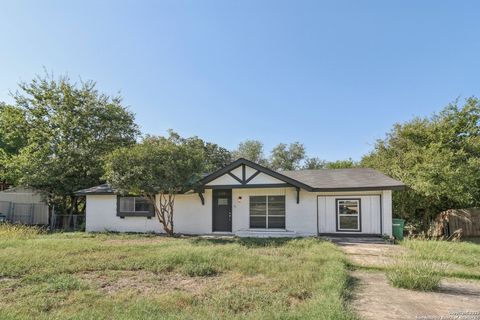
{"left": 1, "top": 1, "right": 479, "bottom": 161}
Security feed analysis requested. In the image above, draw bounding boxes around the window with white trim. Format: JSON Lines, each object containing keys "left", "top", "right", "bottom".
{"left": 336, "top": 199, "right": 360, "bottom": 231}
{"left": 118, "top": 196, "right": 154, "bottom": 217}
{"left": 249, "top": 196, "right": 285, "bottom": 229}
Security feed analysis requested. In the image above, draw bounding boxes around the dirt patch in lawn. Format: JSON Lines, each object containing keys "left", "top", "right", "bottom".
{"left": 77, "top": 270, "right": 221, "bottom": 295}
{"left": 77, "top": 270, "right": 267, "bottom": 297}
{"left": 101, "top": 237, "right": 170, "bottom": 245}
{"left": 351, "top": 271, "right": 480, "bottom": 320}
{"left": 0, "top": 277, "right": 17, "bottom": 296}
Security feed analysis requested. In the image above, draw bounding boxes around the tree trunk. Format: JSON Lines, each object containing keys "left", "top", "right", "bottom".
{"left": 147, "top": 192, "right": 175, "bottom": 236}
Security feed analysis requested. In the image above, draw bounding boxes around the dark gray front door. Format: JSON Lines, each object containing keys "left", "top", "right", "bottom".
{"left": 212, "top": 189, "right": 232, "bottom": 232}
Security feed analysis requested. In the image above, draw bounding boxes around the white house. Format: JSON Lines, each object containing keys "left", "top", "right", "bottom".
{"left": 76, "top": 158, "right": 404, "bottom": 237}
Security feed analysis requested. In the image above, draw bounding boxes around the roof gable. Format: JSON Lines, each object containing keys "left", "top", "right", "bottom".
{"left": 198, "top": 158, "right": 313, "bottom": 190}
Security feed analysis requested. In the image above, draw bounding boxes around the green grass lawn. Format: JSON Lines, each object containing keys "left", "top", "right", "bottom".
{"left": 386, "top": 239, "right": 480, "bottom": 290}
{"left": 400, "top": 238, "right": 480, "bottom": 277}
{"left": 0, "top": 225, "right": 356, "bottom": 320}
{"left": 399, "top": 239, "right": 480, "bottom": 279}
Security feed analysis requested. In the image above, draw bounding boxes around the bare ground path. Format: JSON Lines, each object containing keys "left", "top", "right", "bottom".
{"left": 327, "top": 237, "right": 480, "bottom": 320}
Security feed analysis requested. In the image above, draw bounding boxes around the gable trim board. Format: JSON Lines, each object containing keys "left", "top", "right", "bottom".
{"left": 198, "top": 158, "right": 313, "bottom": 191}
{"left": 78, "top": 158, "right": 403, "bottom": 237}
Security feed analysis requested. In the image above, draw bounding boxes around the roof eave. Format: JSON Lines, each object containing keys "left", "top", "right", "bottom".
{"left": 312, "top": 185, "right": 406, "bottom": 192}
{"left": 74, "top": 192, "right": 117, "bottom": 196}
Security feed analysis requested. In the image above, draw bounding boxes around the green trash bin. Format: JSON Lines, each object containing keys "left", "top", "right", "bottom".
{"left": 392, "top": 218, "right": 405, "bottom": 240}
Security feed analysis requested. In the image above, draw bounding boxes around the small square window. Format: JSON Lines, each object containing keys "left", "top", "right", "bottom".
{"left": 218, "top": 198, "right": 229, "bottom": 206}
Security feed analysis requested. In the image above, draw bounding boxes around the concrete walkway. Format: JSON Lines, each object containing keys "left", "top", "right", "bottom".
{"left": 329, "top": 237, "right": 480, "bottom": 320}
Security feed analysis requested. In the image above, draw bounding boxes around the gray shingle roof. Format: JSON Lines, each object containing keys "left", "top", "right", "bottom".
{"left": 75, "top": 184, "right": 117, "bottom": 195}
{"left": 281, "top": 168, "right": 404, "bottom": 191}
{"left": 75, "top": 162, "right": 405, "bottom": 195}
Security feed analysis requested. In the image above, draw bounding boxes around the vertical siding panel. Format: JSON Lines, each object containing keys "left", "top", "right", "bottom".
{"left": 317, "top": 196, "right": 326, "bottom": 233}
{"left": 327, "top": 197, "right": 336, "bottom": 232}
{"left": 373, "top": 195, "right": 381, "bottom": 234}
{"left": 382, "top": 190, "right": 393, "bottom": 236}
{"left": 370, "top": 196, "right": 376, "bottom": 233}
{"left": 361, "top": 196, "right": 371, "bottom": 233}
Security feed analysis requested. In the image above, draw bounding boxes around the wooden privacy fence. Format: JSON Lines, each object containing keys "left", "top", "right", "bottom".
{"left": 0, "top": 200, "right": 49, "bottom": 225}
{"left": 432, "top": 208, "right": 480, "bottom": 238}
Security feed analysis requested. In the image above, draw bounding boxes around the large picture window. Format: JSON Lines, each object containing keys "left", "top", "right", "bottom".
{"left": 249, "top": 196, "right": 285, "bottom": 229}
{"left": 117, "top": 196, "right": 154, "bottom": 217}
{"left": 336, "top": 199, "right": 361, "bottom": 231}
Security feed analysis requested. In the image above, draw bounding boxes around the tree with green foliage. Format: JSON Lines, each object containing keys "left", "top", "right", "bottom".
{"left": 232, "top": 140, "right": 267, "bottom": 165}
{"left": 6, "top": 73, "right": 139, "bottom": 215}
{"left": 202, "top": 142, "right": 233, "bottom": 172}
{"left": 0, "top": 103, "right": 28, "bottom": 187}
{"left": 325, "top": 158, "right": 357, "bottom": 169}
{"left": 361, "top": 97, "right": 480, "bottom": 227}
{"left": 302, "top": 157, "right": 357, "bottom": 169}
{"left": 167, "top": 130, "right": 232, "bottom": 173}
{"left": 269, "top": 142, "right": 306, "bottom": 171}
{"left": 104, "top": 135, "right": 205, "bottom": 235}
{"left": 303, "top": 157, "right": 327, "bottom": 169}
{"left": 233, "top": 139, "right": 354, "bottom": 171}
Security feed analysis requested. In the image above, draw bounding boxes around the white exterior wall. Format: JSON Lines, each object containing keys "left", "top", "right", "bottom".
{"left": 85, "top": 191, "right": 212, "bottom": 234}
{"left": 86, "top": 195, "right": 162, "bottom": 233}
{"left": 172, "top": 190, "right": 212, "bottom": 234}
{"left": 86, "top": 188, "right": 393, "bottom": 236}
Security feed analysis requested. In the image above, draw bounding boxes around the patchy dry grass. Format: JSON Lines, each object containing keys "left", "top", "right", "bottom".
{"left": 386, "top": 259, "right": 441, "bottom": 291}
{"left": 0, "top": 227, "right": 356, "bottom": 320}
{"left": 402, "top": 239, "right": 480, "bottom": 267}
{"left": 0, "top": 222, "right": 46, "bottom": 239}
{"left": 399, "top": 239, "right": 480, "bottom": 281}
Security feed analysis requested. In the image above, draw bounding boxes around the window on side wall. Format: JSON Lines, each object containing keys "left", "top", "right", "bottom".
{"left": 249, "top": 195, "right": 285, "bottom": 229}
{"left": 336, "top": 199, "right": 360, "bottom": 231}
{"left": 117, "top": 196, "right": 155, "bottom": 218}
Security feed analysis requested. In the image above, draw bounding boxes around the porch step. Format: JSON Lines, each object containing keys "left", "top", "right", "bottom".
{"left": 322, "top": 235, "right": 387, "bottom": 245}
{"left": 235, "top": 230, "right": 299, "bottom": 238}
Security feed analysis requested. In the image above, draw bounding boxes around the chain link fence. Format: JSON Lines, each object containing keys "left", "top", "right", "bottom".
{"left": 0, "top": 200, "right": 49, "bottom": 225}
{"left": 0, "top": 200, "right": 86, "bottom": 231}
